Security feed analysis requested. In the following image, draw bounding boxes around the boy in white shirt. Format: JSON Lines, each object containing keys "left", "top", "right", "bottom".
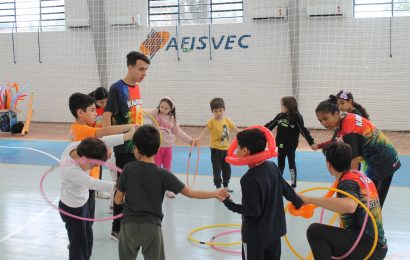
{"left": 59, "top": 129, "right": 133, "bottom": 260}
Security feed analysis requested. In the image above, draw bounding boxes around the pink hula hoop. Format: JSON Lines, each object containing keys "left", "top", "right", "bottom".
{"left": 40, "top": 158, "right": 124, "bottom": 222}
{"left": 186, "top": 143, "right": 200, "bottom": 188}
{"left": 210, "top": 230, "right": 242, "bottom": 255}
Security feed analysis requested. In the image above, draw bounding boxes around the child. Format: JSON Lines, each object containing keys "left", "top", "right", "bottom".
{"left": 334, "top": 90, "right": 369, "bottom": 119}
{"left": 89, "top": 87, "right": 116, "bottom": 201}
{"left": 264, "top": 96, "right": 316, "bottom": 188}
{"left": 313, "top": 93, "right": 369, "bottom": 150}
{"left": 68, "top": 92, "right": 135, "bottom": 222}
{"left": 300, "top": 142, "right": 388, "bottom": 259}
{"left": 222, "top": 128, "right": 303, "bottom": 260}
{"left": 59, "top": 131, "right": 134, "bottom": 260}
{"left": 144, "top": 96, "right": 196, "bottom": 198}
{"left": 315, "top": 97, "right": 401, "bottom": 207}
{"left": 102, "top": 51, "right": 150, "bottom": 240}
{"left": 89, "top": 87, "right": 109, "bottom": 128}
{"left": 196, "top": 97, "right": 240, "bottom": 192}
{"left": 69, "top": 92, "right": 134, "bottom": 142}
{"left": 114, "top": 125, "right": 229, "bottom": 260}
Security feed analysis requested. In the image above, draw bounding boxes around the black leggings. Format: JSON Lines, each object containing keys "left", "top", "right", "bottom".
{"left": 372, "top": 174, "right": 393, "bottom": 208}
{"left": 307, "top": 223, "right": 387, "bottom": 260}
{"left": 277, "top": 147, "right": 297, "bottom": 187}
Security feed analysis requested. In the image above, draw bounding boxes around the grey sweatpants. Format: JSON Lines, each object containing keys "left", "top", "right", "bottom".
{"left": 119, "top": 222, "right": 165, "bottom": 260}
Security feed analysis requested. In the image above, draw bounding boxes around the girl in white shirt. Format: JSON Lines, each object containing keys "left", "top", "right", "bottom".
{"left": 59, "top": 131, "right": 133, "bottom": 260}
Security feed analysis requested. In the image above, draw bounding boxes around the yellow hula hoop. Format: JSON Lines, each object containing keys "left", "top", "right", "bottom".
{"left": 187, "top": 224, "right": 242, "bottom": 246}
{"left": 284, "top": 187, "right": 378, "bottom": 260}
{"left": 142, "top": 110, "right": 163, "bottom": 143}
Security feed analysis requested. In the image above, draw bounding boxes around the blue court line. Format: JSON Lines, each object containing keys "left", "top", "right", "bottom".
{"left": 1, "top": 139, "right": 409, "bottom": 187}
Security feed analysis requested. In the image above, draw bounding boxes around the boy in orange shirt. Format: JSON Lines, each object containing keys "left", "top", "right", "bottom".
{"left": 68, "top": 92, "right": 135, "bottom": 222}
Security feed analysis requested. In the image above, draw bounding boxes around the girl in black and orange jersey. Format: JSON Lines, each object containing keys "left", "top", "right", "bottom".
{"left": 315, "top": 97, "right": 401, "bottom": 207}
{"left": 314, "top": 92, "right": 370, "bottom": 150}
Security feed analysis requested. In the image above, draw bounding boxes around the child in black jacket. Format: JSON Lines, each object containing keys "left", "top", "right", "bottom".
{"left": 264, "top": 96, "right": 316, "bottom": 187}
{"left": 223, "top": 128, "right": 303, "bottom": 260}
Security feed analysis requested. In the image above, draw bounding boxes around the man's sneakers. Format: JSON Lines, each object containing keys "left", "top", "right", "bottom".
{"left": 110, "top": 231, "right": 120, "bottom": 241}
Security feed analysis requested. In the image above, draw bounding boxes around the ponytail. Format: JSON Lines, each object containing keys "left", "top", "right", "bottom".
{"left": 352, "top": 102, "right": 370, "bottom": 119}
{"left": 316, "top": 95, "right": 339, "bottom": 114}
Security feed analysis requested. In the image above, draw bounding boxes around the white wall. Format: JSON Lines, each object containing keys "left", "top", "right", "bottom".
{"left": 0, "top": 0, "right": 409, "bottom": 130}
{"left": 298, "top": 0, "right": 410, "bottom": 130}
{"left": 0, "top": 30, "right": 100, "bottom": 122}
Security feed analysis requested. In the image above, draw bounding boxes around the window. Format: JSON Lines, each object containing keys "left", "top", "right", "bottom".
{"left": 148, "top": 0, "right": 243, "bottom": 27}
{"left": 0, "top": 0, "right": 65, "bottom": 33}
{"left": 354, "top": 0, "right": 410, "bottom": 18}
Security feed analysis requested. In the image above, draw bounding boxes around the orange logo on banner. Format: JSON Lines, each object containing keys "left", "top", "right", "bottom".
{"left": 139, "top": 29, "right": 170, "bottom": 59}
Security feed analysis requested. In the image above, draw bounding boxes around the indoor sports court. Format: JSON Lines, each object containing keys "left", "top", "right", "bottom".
{"left": 1, "top": 1, "right": 409, "bottom": 260}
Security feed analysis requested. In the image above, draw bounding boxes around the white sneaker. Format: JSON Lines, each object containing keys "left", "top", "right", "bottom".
{"left": 97, "top": 191, "right": 111, "bottom": 199}
{"left": 110, "top": 231, "right": 119, "bottom": 241}
{"left": 224, "top": 187, "right": 234, "bottom": 193}
{"left": 166, "top": 191, "right": 176, "bottom": 198}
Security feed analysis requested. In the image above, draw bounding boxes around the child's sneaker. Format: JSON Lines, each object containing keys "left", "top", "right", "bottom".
{"left": 290, "top": 169, "right": 297, "bottom": 188}
{"left": 97, "top": 191, "right": 111, "bottom": 199}
{"left": 224, "top": 186, "right": 234, "bottom": 193}
{"left": 166, "top": 191, "right": 176, "bottom": 198}
{"left": 110, "top": 231, "right": 120, "bottom": 241}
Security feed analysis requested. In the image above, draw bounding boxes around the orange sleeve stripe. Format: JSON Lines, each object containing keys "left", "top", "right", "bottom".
{"left": 90, "top": 166, "right": 101, "bottom": 179}
{"left": 70, "top": 124, "right": 97, "bottom": 141}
